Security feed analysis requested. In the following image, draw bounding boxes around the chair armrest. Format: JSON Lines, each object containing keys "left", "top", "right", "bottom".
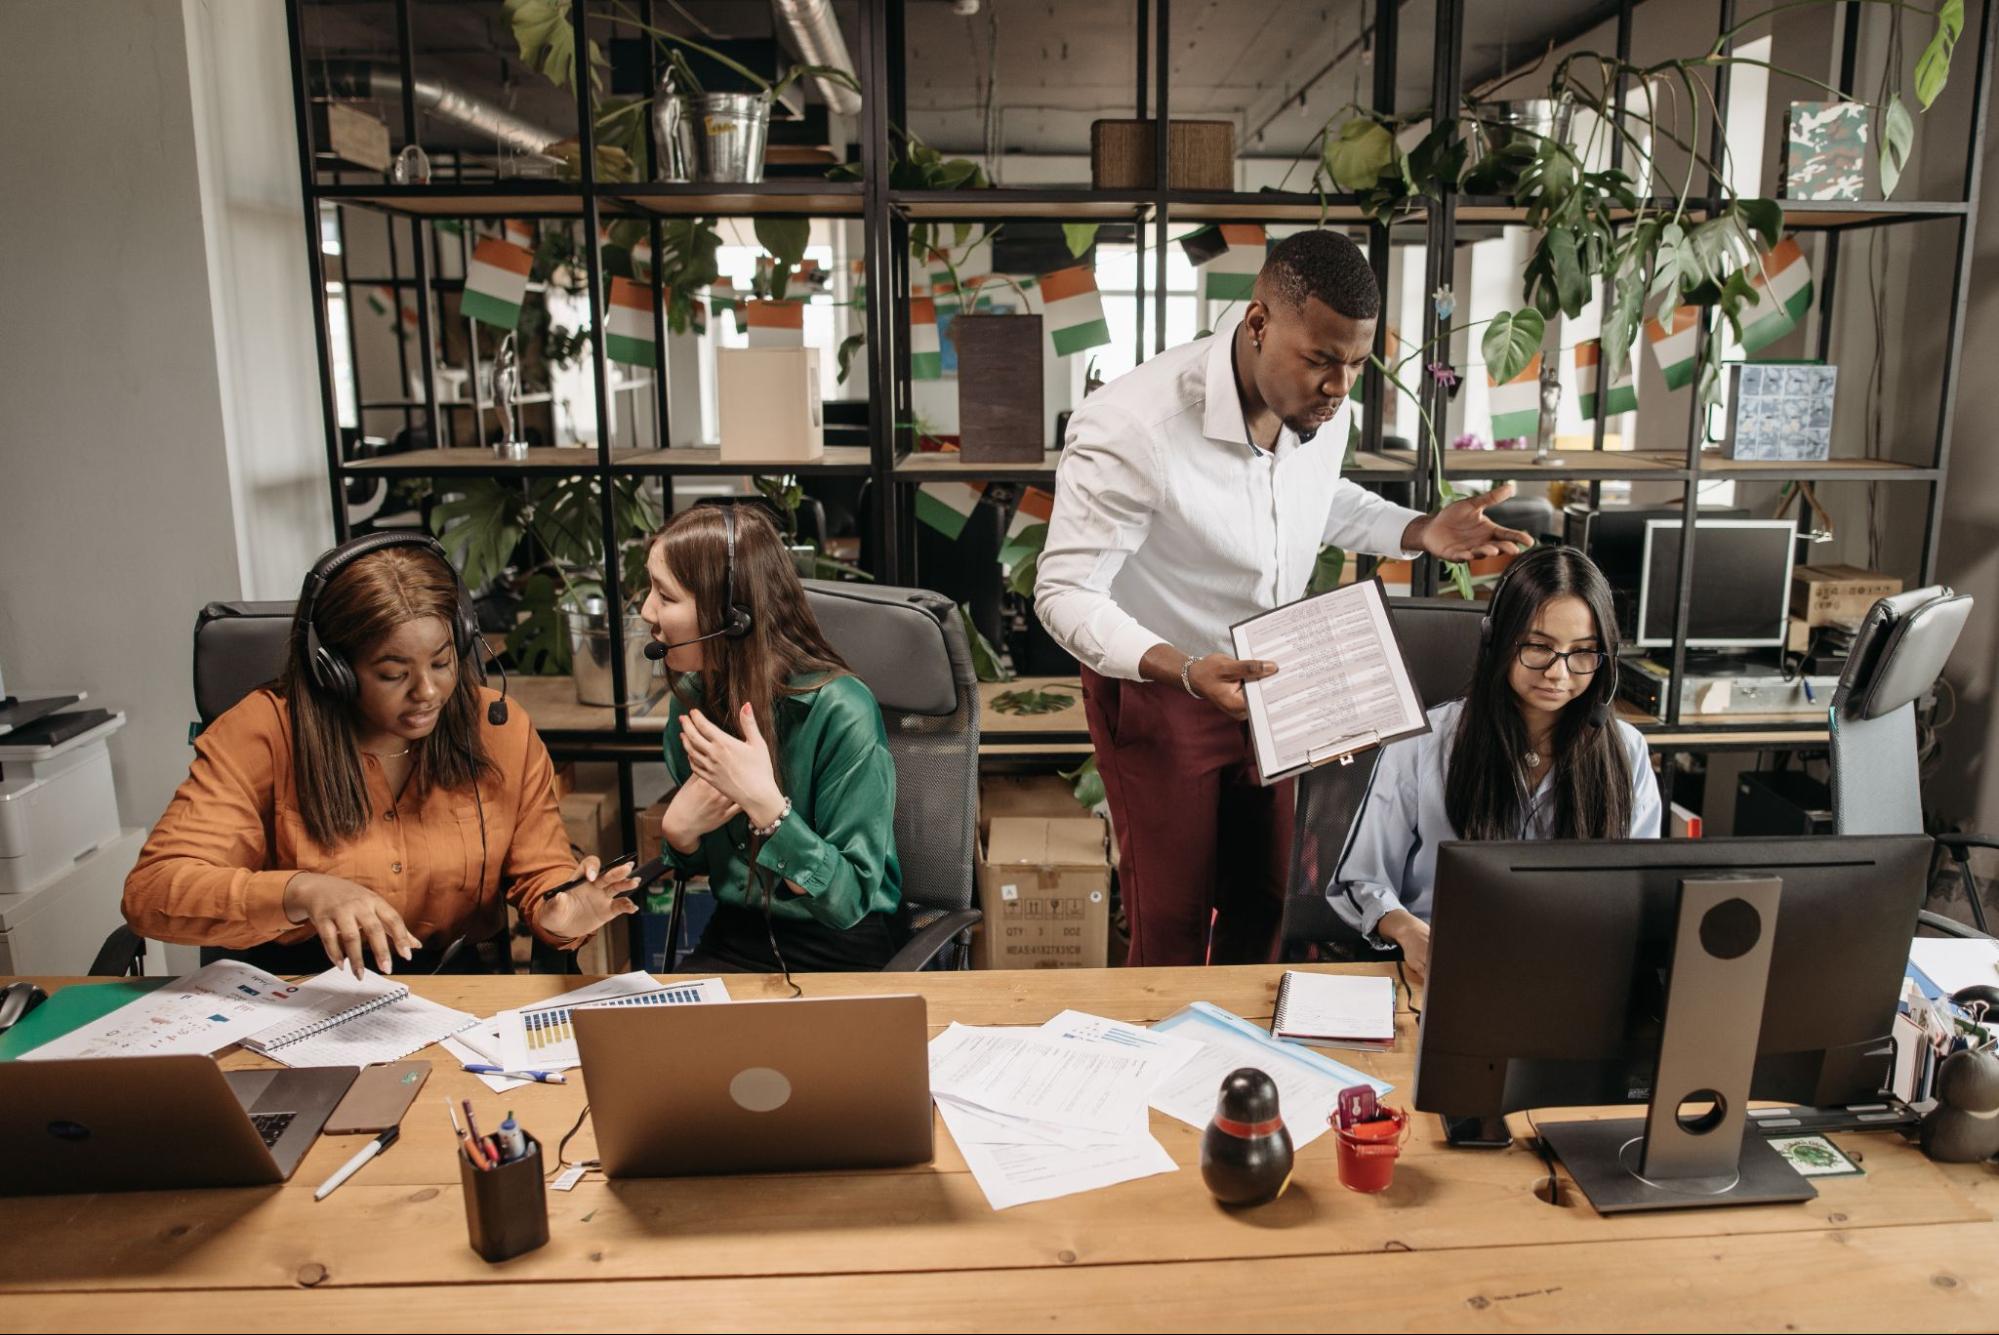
{"left": 1935, "top": 833, "right": 1999, "bottom": 855}
{"left": 882, "top": 909, "right": 982, "bottom": 972}
{"left": 88, "top": 926, "right": 146, "bottom": 977}
{"left": 1917, "top": 909, "right": 1994, "bottom": 940}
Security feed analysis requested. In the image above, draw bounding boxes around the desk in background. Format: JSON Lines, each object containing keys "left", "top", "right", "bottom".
{"left": 3, "top": 966, "right": 1995, "bottom": 1333}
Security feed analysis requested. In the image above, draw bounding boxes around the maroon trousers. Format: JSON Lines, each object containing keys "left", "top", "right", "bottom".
{"left": 1080, "top": 667, "right": 1296, "bottom": 967}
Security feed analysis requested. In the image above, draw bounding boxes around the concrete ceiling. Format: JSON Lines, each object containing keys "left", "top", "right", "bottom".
{"left": 300, "top": 0, "right": 1624, "bottom": 160}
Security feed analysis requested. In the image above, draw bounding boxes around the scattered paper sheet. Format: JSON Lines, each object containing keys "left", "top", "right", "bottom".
{"left": 22, "top": 961, "right": 315, "bottom": 1061}
{"left": 1150, "top": 1002, "right": 1391, "bottom": 1149}
{"left": 494, "top": 973, "right": 730, "bottom": 1071}
{"left": 938, "top": 1096, "right": 1178, "bottom": 1210}
{"left": 928, "top": 1023, "right": 1162, "bottom": 1135}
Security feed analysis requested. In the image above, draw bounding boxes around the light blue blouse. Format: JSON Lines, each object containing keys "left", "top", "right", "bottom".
{"left": 1327, "top": 698, "right": 1663, "bottom": 944}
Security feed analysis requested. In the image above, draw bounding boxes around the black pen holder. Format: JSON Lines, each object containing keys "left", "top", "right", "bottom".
{"left": 459, "top": 1133, "right": 549, "bottom": 1262}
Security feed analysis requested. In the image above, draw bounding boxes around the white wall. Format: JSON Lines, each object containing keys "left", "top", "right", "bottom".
{"left": 183, "top": 0, "right": 333, "bottom": 598}
{"left": 0, "top": 0, "right": 243, "bottom": 828}
{"left": 0, "top": 0, "right": 329, "bottom": 836}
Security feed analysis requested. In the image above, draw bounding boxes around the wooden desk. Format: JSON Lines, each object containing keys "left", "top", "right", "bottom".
{"left": 5, "top": 966, "right": 1995, "bottom": 1333}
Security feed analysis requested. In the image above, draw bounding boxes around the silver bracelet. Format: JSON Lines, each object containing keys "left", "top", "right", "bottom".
{"left": 1180, "top": 654, "right": 1202, "bottom": 698}
{"left": 749, "top": 796, "right": 792, "bottom": 839}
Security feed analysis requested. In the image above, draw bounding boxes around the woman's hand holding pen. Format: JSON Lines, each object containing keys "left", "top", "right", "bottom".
{"left": 534, "top": 855, "right": 643, "bottom": 938}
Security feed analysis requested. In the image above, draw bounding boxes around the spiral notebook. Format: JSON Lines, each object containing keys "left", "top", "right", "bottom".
{"left": 242, "top": 967, "right": 478, "bottom": 1069}
{"left": 1269, "top": 971, "right": 1397, "bottom": 1052}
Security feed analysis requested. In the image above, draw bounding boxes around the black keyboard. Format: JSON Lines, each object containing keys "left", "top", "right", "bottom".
{"left": 250, "top": 1111, "right": 297, "bottom": 1148}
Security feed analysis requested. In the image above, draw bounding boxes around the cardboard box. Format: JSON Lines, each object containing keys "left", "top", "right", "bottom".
{"left": 1790, "top": 564, "right": 1902, "bottom": 628}
{"left": 978, "top": 774, "right": 1087, "bottom": 842}
{"left": 635, "top": 796, "right": 673, "bottom": 869}
{"left": 718, "top": 345, "right": 824, "bottom": 463}
{"left": 975, "top": 817, "right": 1110, "bottom": 970}
{"left": 559, "top": 790, "right": 618, "bottom": 861}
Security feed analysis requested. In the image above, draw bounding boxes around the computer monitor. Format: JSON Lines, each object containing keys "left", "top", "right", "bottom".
{"left": 1559, "top": 503, "right": 1751, "bottom": 638}
{"left": 1636, "top": 518, "right": 1797, "bottom": 648}
{"left": 1413, "top": 834, "right": 1929, "bottom": 1213}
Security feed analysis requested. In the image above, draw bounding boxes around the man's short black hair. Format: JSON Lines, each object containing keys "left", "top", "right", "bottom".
{"left": 1262, "top": 229, "right": 1380, "bottom": 321}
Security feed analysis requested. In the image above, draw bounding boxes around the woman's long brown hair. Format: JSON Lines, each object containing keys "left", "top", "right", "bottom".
{"left": 654, "top": 505, "right": 852, "bottom": 777}
{"left": 276, "top": 546, "right": 491, "bottom": 847}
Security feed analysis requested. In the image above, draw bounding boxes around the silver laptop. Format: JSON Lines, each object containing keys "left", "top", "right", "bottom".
{"left": 575, "top": 994, "right": 933, "bottom": 1177}
{"left": 0, "top": 1055, "right": 357, "bottom": 1195}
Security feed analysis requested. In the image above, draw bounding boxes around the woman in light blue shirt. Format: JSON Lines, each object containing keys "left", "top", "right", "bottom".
{"left": 1328, "top": 545, "right": 1662, "bottom": 983}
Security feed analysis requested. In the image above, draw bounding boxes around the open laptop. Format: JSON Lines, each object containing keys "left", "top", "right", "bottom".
{"left": 575, "top": 994, "right": 933, "bottom": 1177}
{"left": 0, "top": 1056, "right": 357, "bottom": 1195}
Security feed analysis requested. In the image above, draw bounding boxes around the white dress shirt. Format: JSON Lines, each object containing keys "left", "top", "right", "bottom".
{"left": 1329, "top": 698, "right": 1664, "bottom": 944}
{"left": 1035, "top": 326, "right": 1425, "bottom": 681}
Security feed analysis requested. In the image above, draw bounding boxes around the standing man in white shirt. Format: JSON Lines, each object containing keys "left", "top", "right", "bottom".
{"left": 1035, "top": 230, "right": 1531, "bottom": 967}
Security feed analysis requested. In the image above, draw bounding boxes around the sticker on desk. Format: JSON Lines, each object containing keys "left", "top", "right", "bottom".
{"left": 1001, "top": 884, "right": 1018, "bottom": 901}
{"left": 1769, "top": 1134, "right": 1863, "bottom": 1177}
{"left": 551, "top": 1165, "right": 588, "bottom": 1192}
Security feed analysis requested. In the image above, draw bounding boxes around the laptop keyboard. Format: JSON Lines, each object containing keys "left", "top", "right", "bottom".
{"left": 250, "top": 1111, "right": 297, "bottom": 1149}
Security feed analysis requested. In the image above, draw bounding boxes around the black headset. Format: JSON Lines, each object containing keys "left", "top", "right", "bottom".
{"left": 1478, "top": 544, "right": 1617, "bottom": 728}
{"left": 717, "top": 504, "right": 755, "bottom": 641}
{"left": 643, "top": 503, "right": 756, "bottom": 661}
{"left": 296, "top": 532, "right": 510, "bottom": 964}
{"left": 297, "top": 531, "right": 508, "bottom": 724}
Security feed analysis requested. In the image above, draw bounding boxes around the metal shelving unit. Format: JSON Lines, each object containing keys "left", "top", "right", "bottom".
{"left": 286, "top": 0, "right": 1994, "bottom": 823}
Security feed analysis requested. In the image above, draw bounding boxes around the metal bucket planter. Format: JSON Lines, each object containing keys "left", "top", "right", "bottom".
{"left": 566, "top": 602, "right": 659, "bottom": 707}
{"left": 649, "top": 90, "right": 770, "bottom": 184}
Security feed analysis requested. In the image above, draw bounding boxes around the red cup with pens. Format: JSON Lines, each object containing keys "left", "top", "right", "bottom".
{"left": 452, "top": 1097, "right": 548, "bottom": 1261}
{"left": 1331, "top": 1083, "right": 1410, "bottom": 1194}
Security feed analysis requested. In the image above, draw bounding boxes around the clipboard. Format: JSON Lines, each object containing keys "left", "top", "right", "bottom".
{"left": 1228, "top": 577, "right": 1432, "bottom": 785}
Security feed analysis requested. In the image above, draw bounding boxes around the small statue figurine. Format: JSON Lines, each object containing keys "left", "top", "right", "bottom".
{"left": 491, "top": 333, "right": 527, "bottom": 460}
{"left": 1534, "top": 357, "right": 1564, "bottom": 465}
{"left": 1202, "top": 1067, "right": 1294, "bottom": 1206}
{"left": 1920, "top": 1034, "right": 1999, "bottom": 1164}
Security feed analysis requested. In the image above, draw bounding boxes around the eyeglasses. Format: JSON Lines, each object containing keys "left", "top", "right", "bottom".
{"left": 1516, "top": 644, "right": 1610, "bottom": 675}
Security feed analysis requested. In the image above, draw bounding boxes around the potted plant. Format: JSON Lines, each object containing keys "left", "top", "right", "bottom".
{"left": 505, "top": 0, "right": 860, "bottom": 185}
{"left": 1312, "top": 0, "right": 1963, "bottom": 411}
{"left": 430, "top": 474, "right": 662, "bottom": 705}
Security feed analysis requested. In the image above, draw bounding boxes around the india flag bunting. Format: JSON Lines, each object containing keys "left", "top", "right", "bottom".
{"left": 1737, "top": 237, "right": 1814, "bottom": 355}
{"left": 461, "top": 237, "right": 533, "bottom": 329}
{"left": 1199, "top": 225, "right": 1267, "bottom": 303}
{"left": 1488, "top": 353, "right": 1543, "bottom": 440}
{"left": 915, "top": 481, "right": 986, "bottom": 540}
{"left": 1574, "top": 338, "right": 1637, "bottom": 419}
{"left": 1039, "top": 265, "right": 1112, "bottom": 357}
{"left": 745, "top": 300, "right": 805, "bottom": 348}
{"left": 1000, "top": 487, "right": 1054, "bottom": 570}
{"left": 604, "top": 277, "right": 655, "bottom": 367}
{"left": 911, "top": 298, "right": 943, "bottom": 380}
{"left": 503, "top": 219, "right": 535, "bottom": 250}
{"left": 1646, "top": 306, "right": 1701, "bottom": 390}
{"left": 710, "top": 279, "right": 745, "bottom": 333}
{"left": 364, "top": 285, "right": 418, "bottom": 331}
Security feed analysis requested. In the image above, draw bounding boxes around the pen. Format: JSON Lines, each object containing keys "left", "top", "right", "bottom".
{"left": 540, "top": 851, "right": 639, "bottom": 899}
{"left": 461, "top": 1064, "right": 568, "bottom": 1084}
{"left": 462, "top": 1099, "right": 497, "bottom": 1166}
{"left": 313, "top": 1126, "right": 399, "bottom": 1201}
{"left": 447, "top": 1098, "right": 487, "bottom": 1170}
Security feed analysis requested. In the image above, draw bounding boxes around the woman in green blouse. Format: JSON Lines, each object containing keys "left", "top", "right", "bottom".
{"left": 639, "top": 503, "right": 903, "bottom": 973}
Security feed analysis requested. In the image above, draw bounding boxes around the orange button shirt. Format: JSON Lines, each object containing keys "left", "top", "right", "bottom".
{"left": 123, "top": 686, "right": 587, "bottom": 951}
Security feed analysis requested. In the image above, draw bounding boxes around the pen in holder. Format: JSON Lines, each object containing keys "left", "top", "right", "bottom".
{"left": 459, "top": 1132, "right": 549, "bottom": 1262}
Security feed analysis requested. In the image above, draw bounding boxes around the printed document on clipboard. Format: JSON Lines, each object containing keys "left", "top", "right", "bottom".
{"left": 1229, "top": 577, "right": 1430, "bottom": 785}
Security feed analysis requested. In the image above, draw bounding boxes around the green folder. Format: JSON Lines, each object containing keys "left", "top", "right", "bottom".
{"left": 0, "top": 978, "right": 172, "bottom": 1060}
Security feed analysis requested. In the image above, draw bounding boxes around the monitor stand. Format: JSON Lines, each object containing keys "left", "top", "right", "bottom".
{"left": 1538, "top": 875, "right": 1818, "bottom": 1214}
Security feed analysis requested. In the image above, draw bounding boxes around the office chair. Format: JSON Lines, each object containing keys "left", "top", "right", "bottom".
{"left": 1280, "top": 599, "right": 1488, "bottom": 961}
{"left": 1827, "top": 585, "right": 1991, "bottom": 939}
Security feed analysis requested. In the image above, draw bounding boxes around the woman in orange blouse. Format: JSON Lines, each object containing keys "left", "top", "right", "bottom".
{"left": 123, "top": 535, "right": 637, "bottom": 976}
